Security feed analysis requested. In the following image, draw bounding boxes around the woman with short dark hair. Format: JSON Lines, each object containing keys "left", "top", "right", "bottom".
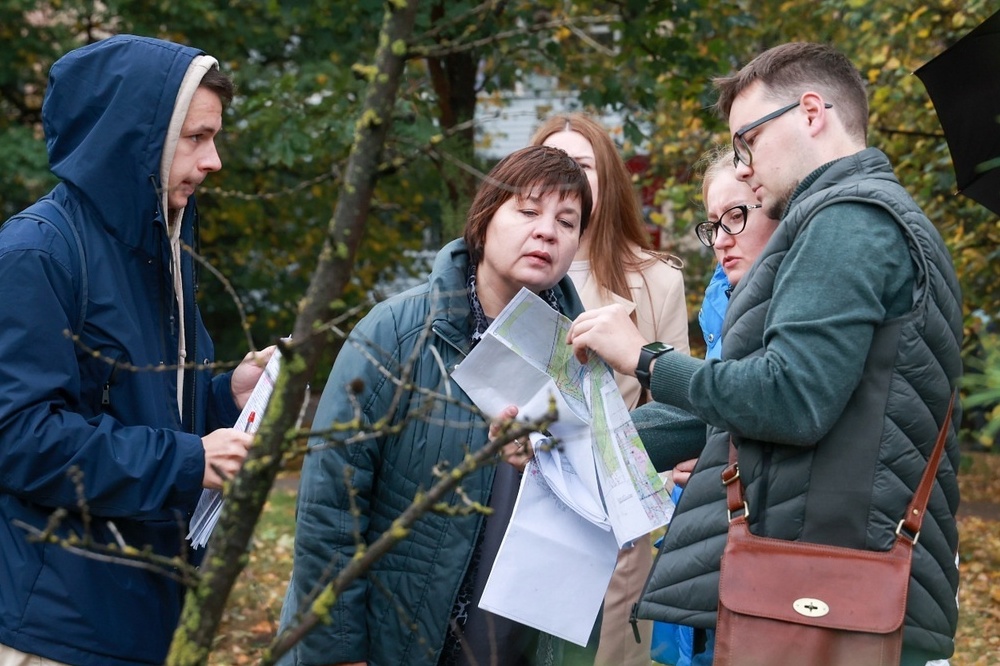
{"left": 279, "top": 145, "right": 593, "bottom": 666}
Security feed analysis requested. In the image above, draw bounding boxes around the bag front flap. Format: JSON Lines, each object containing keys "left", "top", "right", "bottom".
{"left": 718, "top": 521, "right": 911, "bottom": 634}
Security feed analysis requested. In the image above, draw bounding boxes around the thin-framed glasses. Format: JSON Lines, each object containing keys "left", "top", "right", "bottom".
{"left": 732, "top": 101, "right": 833, "bottom": 168}
{"left": 696, "top": 203, "right": 762, "bottom": 247}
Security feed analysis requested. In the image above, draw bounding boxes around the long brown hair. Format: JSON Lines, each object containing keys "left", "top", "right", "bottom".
{"left": 529, "top": 113, "right": 652, "bottom": 301}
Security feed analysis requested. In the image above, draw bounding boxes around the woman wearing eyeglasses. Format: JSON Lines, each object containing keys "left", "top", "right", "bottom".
{"left": 652, "top": 147, "right": 779, "bottom": 666}
{"left": 695, "top": 147, "right": 781, "bottom": 363}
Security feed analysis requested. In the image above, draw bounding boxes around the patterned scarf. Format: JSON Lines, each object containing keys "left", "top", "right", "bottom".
{"left": 466, "top": 262, "right": 562, "bottom": 345}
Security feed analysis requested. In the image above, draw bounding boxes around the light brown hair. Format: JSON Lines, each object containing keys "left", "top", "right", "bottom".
{"left": 713, "top": 42, "right": 868, "bottom": 144}
{"left": 529, "top": 113, "right": 653, "bottom": 301}
{"left": 698, "top": 145, "right": 737, "bottom": 204}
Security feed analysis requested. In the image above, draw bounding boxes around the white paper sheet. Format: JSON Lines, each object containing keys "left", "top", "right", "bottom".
{"left": 187, "top": 349, "right": 281, "bottom": 548}
{"left": 452, "top": 288, "right": 672, "bottom": 547}
{"left": 452, "top": 288, "right": 674, "bottom": 644}
{"left": 529, "top": 431, "right": 608, "bottom": 529}
{"left": 477, "top": 462, "right": 619, "bottom": 646}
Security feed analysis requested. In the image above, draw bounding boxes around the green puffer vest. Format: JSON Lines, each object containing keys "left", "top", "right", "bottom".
{"left": 638, "top": 149, "right": 963, "bottom": 658}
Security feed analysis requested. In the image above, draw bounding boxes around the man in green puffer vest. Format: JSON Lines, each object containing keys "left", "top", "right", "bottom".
{"left": 566, "top": 42, "right": 963, "bottom": 666}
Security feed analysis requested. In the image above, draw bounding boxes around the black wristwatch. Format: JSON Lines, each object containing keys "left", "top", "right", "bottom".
{"left": 636, "top": 341, "right": 673, "bottom": 390}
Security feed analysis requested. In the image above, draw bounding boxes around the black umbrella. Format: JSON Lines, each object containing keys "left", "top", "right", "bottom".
{"left": 915, "top": 9, "right": 1000, "bottom": 216}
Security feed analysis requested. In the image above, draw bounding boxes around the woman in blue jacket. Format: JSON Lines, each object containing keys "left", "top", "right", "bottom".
{"left": 278, "top": 145, "right": 593, "bottom": 666}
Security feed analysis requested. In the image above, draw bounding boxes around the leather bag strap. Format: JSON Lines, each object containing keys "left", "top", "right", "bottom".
{"left": 724, "top": 390, "right": 957, "bottom": 539}
{"left": 898, "top": 391, "right": 956, "bottom": 539}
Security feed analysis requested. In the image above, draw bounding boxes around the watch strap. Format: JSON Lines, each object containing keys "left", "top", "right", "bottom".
{"left": 636, "top": 342, "right": 672, "bottom": 390}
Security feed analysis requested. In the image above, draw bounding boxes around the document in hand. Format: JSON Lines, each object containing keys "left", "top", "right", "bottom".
{"left": 187, "top": 349, "right": 281, "bottom": 549}
{"left": 452, "top": 288, "right": 673, "bottom": 645}
{"left": 480, "top": 461, "right": 620, "bottom": 646}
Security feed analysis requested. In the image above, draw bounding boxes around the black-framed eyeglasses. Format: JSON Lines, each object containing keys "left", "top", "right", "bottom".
{"left": 732, "top": 101, "right": 833, "bottom": 169}
{"left": 695, "top": 203, "right": 762, "bottom": 247}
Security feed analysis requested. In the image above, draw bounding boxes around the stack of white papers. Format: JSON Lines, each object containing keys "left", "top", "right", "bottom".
{"left": 528, "top": 431, "right": 608, "bottom": 528}
{"left": 187, "top": 350, "right": 281, "bottom": 549}
{"left": 452, "top": 288, "right": 674, "bottom": 646}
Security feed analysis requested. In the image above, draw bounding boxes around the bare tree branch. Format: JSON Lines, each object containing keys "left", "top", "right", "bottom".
{"left": 165, "top": 1, "right": 422, "bottom": 663}
{"left": 15, "top": 518, "right": 200, "bottom": 586}
{"left": 413, "top": 0, "right": 500, "bottom": 43}
{"left": 263, "top": 404, "right": 558, "bottom": 664}
{"left": 409, "top": 14, "right": 617, "bottom": 60}
{"left": 181, "top": 240, "right": 256, "bottom": 352}
{"left": 13, "top": 466, "right": 200, "bottom": 587}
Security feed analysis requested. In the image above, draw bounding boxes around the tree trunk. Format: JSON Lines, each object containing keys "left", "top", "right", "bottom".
{"left": 165, "top": 1, "right": 421, "bottom": 663}
{"left": 425, "top": 0, "right": 484, "bottom": 243}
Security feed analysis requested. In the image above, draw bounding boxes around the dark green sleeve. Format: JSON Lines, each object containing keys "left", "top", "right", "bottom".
{"left": 632, "top": 401, "right": 708, "bottom": 472}
{"left": 650, "top": 202, "right": 913, "bottom": 445}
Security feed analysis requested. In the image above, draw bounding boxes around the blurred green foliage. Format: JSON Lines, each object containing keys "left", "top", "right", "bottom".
{"left": 1, "top": 0, "right": 997, "bottom": 442}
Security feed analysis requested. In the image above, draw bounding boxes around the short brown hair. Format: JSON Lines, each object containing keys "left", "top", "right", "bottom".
{"left": 464, "top": 145, "right": 592, "bottom": 266}
{"left": 714, "top": 42, "right": 868, "bottom": 143}
{"left": 200, "top": 66, "right": 234, "bottom": 108}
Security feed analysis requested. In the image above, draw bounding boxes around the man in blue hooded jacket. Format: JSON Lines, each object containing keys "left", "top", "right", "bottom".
{"left": 0, "top": 35, "right": 272, "bottom": 666}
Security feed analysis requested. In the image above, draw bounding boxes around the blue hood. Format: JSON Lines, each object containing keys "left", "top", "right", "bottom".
{"left": 43, "top": 35, "right": 204, "bottom": 251}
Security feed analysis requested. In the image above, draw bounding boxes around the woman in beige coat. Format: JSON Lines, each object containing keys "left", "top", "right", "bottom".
{"left": 531, "top": 113, "right": 690, "bottom": 666}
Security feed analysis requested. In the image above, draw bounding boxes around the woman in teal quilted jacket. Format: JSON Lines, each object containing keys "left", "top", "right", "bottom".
{"left": 278, "top": 145, "right": 593, "bottom": 666}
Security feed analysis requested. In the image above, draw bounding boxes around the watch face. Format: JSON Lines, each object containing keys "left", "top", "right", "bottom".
{"left": 643, "top": 342, "right": 672, "bottom": 354}
{"left": 637, "top": 341, "right": 671, "bottom": 390}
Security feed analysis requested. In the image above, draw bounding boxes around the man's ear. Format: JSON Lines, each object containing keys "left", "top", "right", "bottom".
{"left": 800, "top": 91, "right": 829, "bottom": 136}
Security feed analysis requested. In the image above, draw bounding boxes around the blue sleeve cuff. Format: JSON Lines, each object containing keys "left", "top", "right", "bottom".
{"left": 208, "top": 371, "right": 241, "bottom": 430}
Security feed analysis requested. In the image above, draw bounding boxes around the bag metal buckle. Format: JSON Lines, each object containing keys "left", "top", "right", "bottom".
{"left": 722, "top": 462, "right": 748, "bottom": 522}
{"left": 727, "top": 500, "right": 749, "bottom": 523}
{"left": 894, "top": 519, "right": 920, "bottom": 546}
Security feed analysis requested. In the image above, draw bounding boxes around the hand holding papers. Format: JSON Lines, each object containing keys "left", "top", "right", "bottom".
{"left": 453, "top": 288, "right": 673, "bottom": 544}
{"left": 452, "top": 288, "right": 674, "bottom": 645}
{"left": 187, "top": 349, "right": 281, "bottom": 549}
